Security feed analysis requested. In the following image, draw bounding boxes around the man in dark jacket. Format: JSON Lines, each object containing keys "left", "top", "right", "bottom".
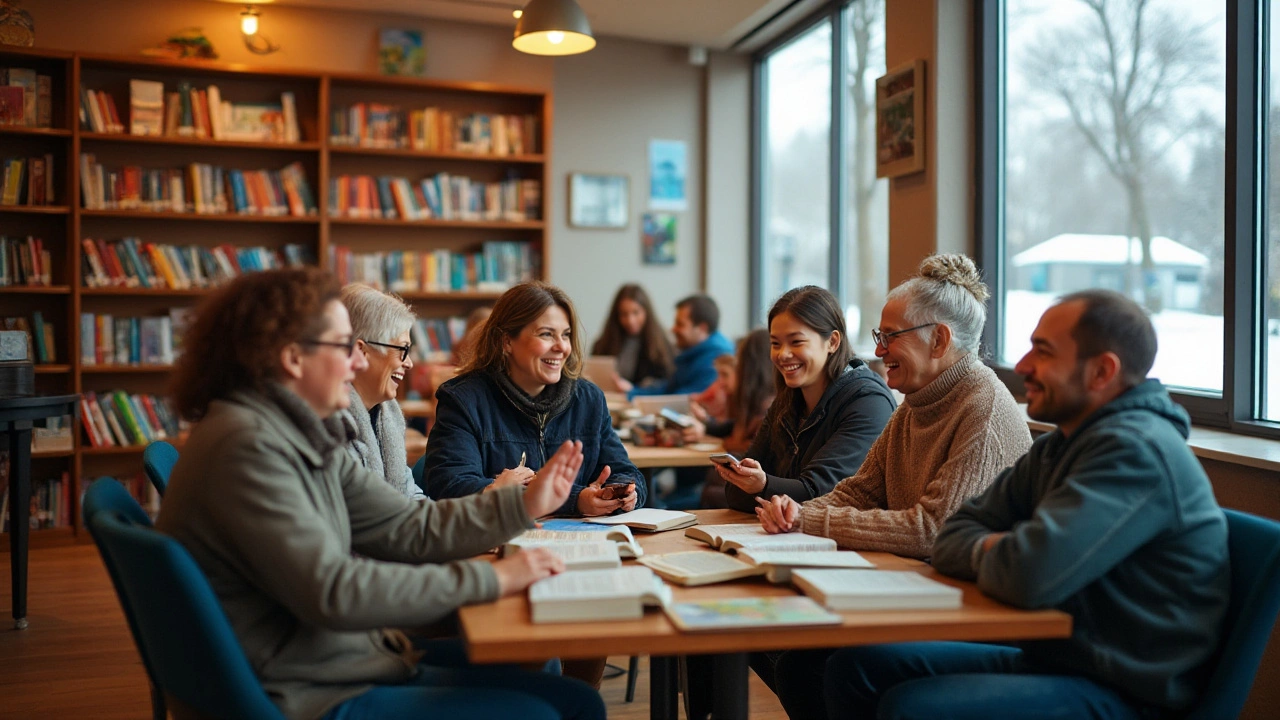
{"left": 822, "top": 289, "right": 1230, "bottom": 719}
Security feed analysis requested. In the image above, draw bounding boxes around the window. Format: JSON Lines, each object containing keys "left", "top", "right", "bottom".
{"left": 1265, "top": 3, "right": 1280, "bottom": 421}
{"left": 999, "top": 0, "right": 1226, "bottom": 395}
{"left": 754, "top": 0, "right": 888, "bottom": 337}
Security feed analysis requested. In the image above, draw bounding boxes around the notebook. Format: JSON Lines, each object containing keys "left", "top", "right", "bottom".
{"left": 791, "top": 569, "right": 963, "bottom": 611}
{"left": 528, "top": 566, "right": 673, "bottom": 623}
{"left": 582, "top": 355, "right": 618, "bottom": 390}
{"left": 664, "top": 596, "right": 842, "bottom": 632}
{"left": 585, "top": 508, "right": 698, "bottom": 532}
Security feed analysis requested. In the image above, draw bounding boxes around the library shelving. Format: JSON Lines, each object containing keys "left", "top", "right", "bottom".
{"left": 0, "top": 49, "right": 550, "bottom": 546}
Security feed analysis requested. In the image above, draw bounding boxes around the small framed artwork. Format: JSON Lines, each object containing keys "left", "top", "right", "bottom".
{"left": 641, "top": 212, "right": 676, "bottom": 264}
{"left": 568, "top": 172, "right": 629, "bottom": 229}
{"left": 379, "top": 29, "right": 426, "bottom": 77}
{"left": 875, "top": 59, "right": 926, "bottom": 178}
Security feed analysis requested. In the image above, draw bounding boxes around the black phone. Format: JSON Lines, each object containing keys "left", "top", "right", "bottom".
{"left": 599, "top": 482, "right": 635, "bottom": 501}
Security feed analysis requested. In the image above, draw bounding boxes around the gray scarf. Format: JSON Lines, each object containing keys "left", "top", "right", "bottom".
{"left": 490, "top": 368, "right": 576, "bottom": 429}
{"left": 261, "top": 381, "right": 355, "bottom": 458}
{"left": 336, "top": 385, "right": 421, "bottom": 498}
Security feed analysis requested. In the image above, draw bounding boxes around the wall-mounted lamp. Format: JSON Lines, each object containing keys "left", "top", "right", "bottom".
{"left": 512, "top": 0, "right": 595, "bottom": 56}
{"left": 240, "top": 5, "right": 280, "bottom": 55}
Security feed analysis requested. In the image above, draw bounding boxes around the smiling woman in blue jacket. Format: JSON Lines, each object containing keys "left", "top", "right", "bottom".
{"left": 423, "top": 281, "right": 646, "bottom": 516}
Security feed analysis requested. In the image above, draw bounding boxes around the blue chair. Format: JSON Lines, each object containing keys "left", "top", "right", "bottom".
{"left": 142, "top": 440, "right": 178, "bottom": 497}
{"left": 1186, "top": 509, "right": 1280, "bottom": 719}
{"left": 83, "top": 477, "right": 285, "bottom": 720}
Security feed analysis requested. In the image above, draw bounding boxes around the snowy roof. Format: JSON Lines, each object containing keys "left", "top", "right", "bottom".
{"left": 1012, "top": 234, "right": 1209, "bottom": 268}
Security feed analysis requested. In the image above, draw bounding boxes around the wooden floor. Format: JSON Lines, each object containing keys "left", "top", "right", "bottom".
{"left": 0, "top": 544, "right": 787, "bottom": 719}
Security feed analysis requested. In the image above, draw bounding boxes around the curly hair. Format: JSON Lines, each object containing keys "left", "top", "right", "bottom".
{"left": 171, "top": 268, "right": 342, "bottom": 421}
{"left": 457, "top": 281, "right": 583, "bottom": 380}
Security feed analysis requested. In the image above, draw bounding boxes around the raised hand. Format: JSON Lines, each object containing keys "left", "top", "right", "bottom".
{"left": 492, "top": 547, "right": 565, "bottom": 596}
{"left": 717, "top": 457, "right": 767, "bottom": 494}
{"left": 522, "top": 440, "right": 583, "bottom": 519}
{"left": 576, "top": 464, "right": 623, "bottom": 517}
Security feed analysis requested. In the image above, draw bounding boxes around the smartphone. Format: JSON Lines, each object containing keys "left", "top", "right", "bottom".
{"left": 659, "top": 407, "right": 695, "bottom": 429}
{"left": 599, "top": 482, "right": 635, "bottom": 501}
{"left": 708, "top": 453, "right": 740, "bottom": 467}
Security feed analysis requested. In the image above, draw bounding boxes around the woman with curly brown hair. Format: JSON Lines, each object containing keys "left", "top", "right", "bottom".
{"left": 158, "top": 268, "right": 605, "bottom": 720}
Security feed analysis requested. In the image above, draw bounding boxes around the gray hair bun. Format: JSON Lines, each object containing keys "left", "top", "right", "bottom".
{"left": 919, "top": 254, "right": 990, "bottom": 304}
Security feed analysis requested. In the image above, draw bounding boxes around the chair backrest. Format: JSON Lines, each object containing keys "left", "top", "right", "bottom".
{"left": 1186, "top": 508, "right": 1280, "bottom": 719}
{"left": 412, "top": 452, "right": 426, "bottom": 488}
{"left": 83, "top": 478, "right": 285, "bottom": 720}
{"left": 142, "top": 440, "right": 178, "bottom": 497}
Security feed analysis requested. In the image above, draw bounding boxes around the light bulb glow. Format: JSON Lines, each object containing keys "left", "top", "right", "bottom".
{"left": 547, "top": 30, "right": 564, "bottom": 44}
{"left": 513, "top": 9, "right": 522, "bottom": 18}
{"left": 241, "top": 11, "right": 259, "bottom": 36}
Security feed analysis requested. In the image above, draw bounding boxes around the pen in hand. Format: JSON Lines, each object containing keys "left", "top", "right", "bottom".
{"left": 518, "top": 452, "right": 527, "bottom": 469}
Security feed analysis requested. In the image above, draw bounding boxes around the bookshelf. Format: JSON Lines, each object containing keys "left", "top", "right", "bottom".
{"left": 0, "top": 50, "right": 550, "bottom": 546}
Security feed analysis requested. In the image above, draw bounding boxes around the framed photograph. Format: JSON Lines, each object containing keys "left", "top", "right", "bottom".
{"left": 568, "top": 172, "right": 629, "bottom": 229}
{"left": 875, "top": 60, "right": 926, "bottom": 178}
{"left": 641, "top": 212, "right": 676, "bottom": 264}
{"left": 379, "top": 29, "right": 426, "bottom": 77}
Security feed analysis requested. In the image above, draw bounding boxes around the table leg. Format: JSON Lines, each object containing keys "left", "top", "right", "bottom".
{"left": 649, "top": 655, "right": 679, "bottom": 720}
{"left": 710, "top": 652, "right": 749, "bottom": 720}
{"left": 8, "top": 427, "right": 32, "bottom": 630}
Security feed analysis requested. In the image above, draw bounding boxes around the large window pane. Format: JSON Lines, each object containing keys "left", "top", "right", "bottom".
{"left": 1265, "top": 3, "right": 1280, "bottom": 421}
{"left": 842, "top": 0, "right": 889, "bottom": 348}
{"left": 1002, "top": 0, "right": 1225, "bottom": 394}
{"left": 761, "top": 20, "right": 832, "bottom": 315}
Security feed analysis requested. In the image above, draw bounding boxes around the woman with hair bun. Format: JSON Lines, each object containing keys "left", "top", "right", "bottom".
{"left": 748, "top": 254, "right": 1034, "bottom": 719}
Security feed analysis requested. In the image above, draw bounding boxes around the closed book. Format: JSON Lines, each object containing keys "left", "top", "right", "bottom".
{"left": 585, "top": 508, "right": 698, "bottom": 533}
{"left": 736, "top": 549, "right": 876, "bottom": 584}
{"left": 664, "top": 596, "right": 842, "bottom": 632}
{"left": 35, "top": 75, "right": 50, "bottom": 128}
{"left": 791, "top": 569, "right": 963, "bottom": 611}
{"left": 528, "top": 566, "right": 671, "bottom": 624}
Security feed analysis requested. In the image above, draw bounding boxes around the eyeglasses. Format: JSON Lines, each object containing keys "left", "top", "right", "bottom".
{"left": 300, "top": 339, "right": 357, "bottom": 357}
{"left": 365, "top": 340, "right": 412, "bottom": 362}
{"left": 871, "top": 323, "right": 938, "bottom": 350}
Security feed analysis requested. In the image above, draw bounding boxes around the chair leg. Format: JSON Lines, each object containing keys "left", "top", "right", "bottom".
{"left": 625, "top": 654, "right": 640, "bottom": 703}
{"left": 151, "top": 682, "right": 167, "bottom": 720}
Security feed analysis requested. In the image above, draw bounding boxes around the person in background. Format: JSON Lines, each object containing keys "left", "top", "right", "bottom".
{"left": 721, "top": 286, "right": 896, "bottom": 512}
{"left": 823, "top": 289, "right": 1230, "bottom": 720}
{"left": 159, "top": 268, "right": 605, "bottom": 720}
{"left": 592, "top": 283, "right": 675, "bottom": 392}
{"left": 688, "top": 329, "right": 775, "bottom": 508}
{"left": 336, "top": 283, "right": 424, "bottom": 499}
{"left": 451, "top": 304, "right": 492, "bottom": 366}
{"left": 751, "top": 255, "right": 1033, "bottom": 719}
{"left": 627, "top": 293, "right": 733, "bottom": 399}
{"left": 690, "top": 352, "right": 735, "bottom": 423}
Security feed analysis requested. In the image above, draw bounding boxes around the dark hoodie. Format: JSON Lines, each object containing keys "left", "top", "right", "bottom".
{"left": 725, "top": 359, "right": 895, "bottom": 512}
{"left": 933, "top": 379, "right": 1230, "bottom": 712}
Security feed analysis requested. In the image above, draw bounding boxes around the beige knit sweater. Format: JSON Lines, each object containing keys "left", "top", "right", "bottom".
{"left": 796, "top": 354, "right": 1031, "bottom": 559}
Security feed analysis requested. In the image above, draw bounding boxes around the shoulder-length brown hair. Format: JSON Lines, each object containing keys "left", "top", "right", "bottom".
{"left": 730, "top": 328, "right": 775, "bottom": 433}
{"left": 457, "top": 281, "right": 585, "bottom": 380}
{"left": 765, "top": 286, "right": 854, "bottom": 449}
{"left": 171, "top": 268, "right": 341, "bottom": 421}
{"left": 591, "top": 283, "right": 674, "bottom": 377}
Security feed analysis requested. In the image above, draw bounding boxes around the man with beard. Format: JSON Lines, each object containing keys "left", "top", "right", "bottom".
{"left": 820, "top": 289, "right": 1230, "bottom": 720}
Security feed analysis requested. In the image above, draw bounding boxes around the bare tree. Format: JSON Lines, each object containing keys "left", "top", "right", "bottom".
{"left": 847, "top": 0, "right": 884, "bottom": 346}
{"left": 1026, "top": 0, "right": 1216, "bottom": 311}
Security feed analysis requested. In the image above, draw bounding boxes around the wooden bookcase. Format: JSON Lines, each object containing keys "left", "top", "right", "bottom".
{"left": 1, "top": 50, "right": 550, "bottom": 545}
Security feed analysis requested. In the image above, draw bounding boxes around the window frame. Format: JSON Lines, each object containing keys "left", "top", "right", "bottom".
{"left": 974, "top": 0, "right": 1280, "bottom": 439}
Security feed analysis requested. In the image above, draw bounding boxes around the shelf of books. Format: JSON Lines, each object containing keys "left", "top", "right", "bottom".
{"left": 2, "top": 50, "right": 549, "bottom": 544}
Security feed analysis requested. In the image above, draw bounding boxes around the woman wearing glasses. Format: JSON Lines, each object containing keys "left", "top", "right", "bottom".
{"left": 747, "top": 255, "right": 1032, "bottom": 720}
{"left": 719, "top": 285, "right": 896, "bottom": 513}
{"left": 159, "top": 268, "right": 606, "bottom": 720}
{"left": 337, "top": 283, "right": 424, "bottom": 498}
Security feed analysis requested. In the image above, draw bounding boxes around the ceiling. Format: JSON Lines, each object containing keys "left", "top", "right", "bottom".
{"left": 216, "top": 0, "right": 796, "bottom": 51}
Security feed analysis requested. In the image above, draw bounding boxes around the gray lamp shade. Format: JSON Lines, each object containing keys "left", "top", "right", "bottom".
{"left": 513, "top": 0, "right": 596, "bottom": 56}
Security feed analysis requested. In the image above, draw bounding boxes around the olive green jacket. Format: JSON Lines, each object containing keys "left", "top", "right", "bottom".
{"left": 156, "top": 386, "right": 534, "bottom": 720}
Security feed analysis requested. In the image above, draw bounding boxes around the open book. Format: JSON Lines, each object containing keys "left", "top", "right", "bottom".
{"left": 505, "top": 524, "right": 643, "bottom": 558}
{"left": 585, "top": 508, "right": 698, "bottom": 533}
{"left": 664, "top": 595, "right": 842, "bottom": 632}
{"left": 736, "top": 549, "right": 875, "bottom": 583}
{"left": 639, "top": 551, "right": 765, "bottom": 586}
{"left": 685, "top": 523, "right": 838, "bottom": 554}
{"left": 528, "top": 566, "right": 673, "bottom": 623}
{"left": 792, "top": 569, "right": 963, "bottom": 611}
{"left": 504, "top": 541, "right": 621, "bottom": 571}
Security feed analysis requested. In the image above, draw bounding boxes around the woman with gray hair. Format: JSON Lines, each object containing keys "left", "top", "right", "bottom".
{"left": 746, "top": 254, "right": 1034, "bottom": 719}
{"left": 338, "top": 283, "right": 425, "bottom": 498}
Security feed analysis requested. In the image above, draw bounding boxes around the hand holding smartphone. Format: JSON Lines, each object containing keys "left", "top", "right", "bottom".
{"left": 708, "top": 453, "right": 740, "bottom": 468}
{"left": 599, "top": 482, "right": 635, "bottom": 501}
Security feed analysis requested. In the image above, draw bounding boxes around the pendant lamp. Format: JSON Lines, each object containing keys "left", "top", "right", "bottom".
{"left": 513, "top": 0, "right": 596, "bottom": 56}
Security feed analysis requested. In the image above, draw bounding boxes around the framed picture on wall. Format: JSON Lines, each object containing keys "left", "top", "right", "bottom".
{"left": 568, "top": 172, "right": 629, "bottom": 229}
{"left": 875, "top": 59, "right": 926, "bottom": 178}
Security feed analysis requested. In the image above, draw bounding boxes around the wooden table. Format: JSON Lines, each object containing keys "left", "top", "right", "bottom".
{"left": 460, "top": 509, "right": 1073, "bottom": 719}
{"left": 626, "top": 442, "right": 719, "bottom": 469}
{"left": 1, "top": 394, "right": 79, "bottom": 630}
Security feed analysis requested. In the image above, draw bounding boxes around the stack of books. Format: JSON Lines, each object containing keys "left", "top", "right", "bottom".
{"left": 81, "top": 237, "right": 313, "bottom": 289}
{"left": 79, "top": 390, "right": 182, "bottom": 449}
{"left": 0, "top": 236, "right": 52, "bottom": 286}
{"left": 83, "top": 80, "right": 302, "bottom": 143}
{"left": 327, "top": 172, "right": 540, "bottom": 222}
{"left": 329, "top": 105, "right": 538, "bottom": 155}
{"left": 79, "top": 155, "right": 317, "bottom": 216}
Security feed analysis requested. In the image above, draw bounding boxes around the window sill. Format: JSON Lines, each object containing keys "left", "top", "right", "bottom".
{"left": 1020, "top": 404, "right": 1280, "bottom": 473}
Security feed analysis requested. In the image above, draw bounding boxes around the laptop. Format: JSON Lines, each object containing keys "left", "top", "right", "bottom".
{"left": 581, "top": 355, "right": 618, "bottom": 390}
{"left": 632, "top": 393, "right": 692, "bottom": 417}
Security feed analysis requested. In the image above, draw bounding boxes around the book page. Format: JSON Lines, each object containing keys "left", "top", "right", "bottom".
{"left": 585, "top": 508, "right": 695, "bottom": 527}
{"left": 640, "top": 551, "right": 757, "bottom": 576}
{"left": 529, "top": 566, "right": 660, "bottom": 602}
{"left": 737, "top": 550, "right": 874, "bottom": 570}
{"left": 516, "top": 541, "right": 620, "bottom": 563}
{"left": 795, "top": 569, "right": 961, "bottom": 597}
{"left": 727, "top": 534, "right": 838, "bottom": 553}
